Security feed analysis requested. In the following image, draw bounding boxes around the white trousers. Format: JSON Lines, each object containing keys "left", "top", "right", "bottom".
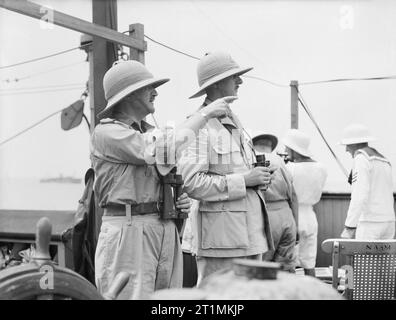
{"left": 356, "top": 221, "right": 395, "bottom": 240}
{"left": 296, "top": 205, "right": 318, "bottom": 269}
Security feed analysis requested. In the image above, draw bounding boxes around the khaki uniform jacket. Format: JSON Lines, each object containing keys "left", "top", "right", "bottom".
{"left": 178, "top": 103, "right": 274, "bottom": 258}
{"left": 264, "top": 153, "right": 298, "bottom": 220}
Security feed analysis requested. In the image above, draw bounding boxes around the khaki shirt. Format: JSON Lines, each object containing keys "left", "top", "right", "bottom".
{"left": 90, "top": 117, "right": 173, "bottom": 208}
{"left": 263, "top": 153, "right": 298, "bottom": 221}
{"left": 178, "top": 100, "right": 273, "bottom": 258}
{"left": 264, "top": 153, "right": 297, "bottom": 202}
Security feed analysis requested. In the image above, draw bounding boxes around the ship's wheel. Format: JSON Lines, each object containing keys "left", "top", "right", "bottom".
{"left": 0, "top": 217, "right": 129, "bottom": 300}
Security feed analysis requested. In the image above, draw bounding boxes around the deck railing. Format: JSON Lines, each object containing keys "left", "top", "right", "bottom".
{"left": 314, "top": 192, "right": 396, "bottom": 267}
{"left": 1, "top": 193, "right": 395, "bottom": 269}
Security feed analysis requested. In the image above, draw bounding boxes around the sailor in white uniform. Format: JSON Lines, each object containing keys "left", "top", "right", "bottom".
{"left": 340, "top": 124, "right": 396, "bottom": 240}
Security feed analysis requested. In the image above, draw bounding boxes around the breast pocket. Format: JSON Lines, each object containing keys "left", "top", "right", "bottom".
{"left": 210, "top": 135, "right": 242, "bottom": 174}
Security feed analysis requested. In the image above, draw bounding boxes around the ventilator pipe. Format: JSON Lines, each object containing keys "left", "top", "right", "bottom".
{"left": 32, "top": 217, "right": 52, "bottom": 266}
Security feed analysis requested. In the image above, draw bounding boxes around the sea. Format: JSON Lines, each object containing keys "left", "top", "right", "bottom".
{"left": 0, "top": 178, "right": 85, "bottom": 211}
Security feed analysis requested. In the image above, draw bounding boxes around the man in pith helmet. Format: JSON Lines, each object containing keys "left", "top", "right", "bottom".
{"left": 252, "top": 132, "right": 298, "bottom": 272}
{"left": 340, "top": 123, "right": 395, "bottom": 240}
{"left": 179, "top": 52, "right": 274, "bottom": 283}
{"left": 282, "top": 129, "right": 327, "bottom": 277}
{"left": 91, "top": 60, "right": 233, "bottom": 298}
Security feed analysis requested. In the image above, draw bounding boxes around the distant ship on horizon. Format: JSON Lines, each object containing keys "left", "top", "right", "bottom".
{"left": 40, "top": 174, "right": 82, "bottom": 184}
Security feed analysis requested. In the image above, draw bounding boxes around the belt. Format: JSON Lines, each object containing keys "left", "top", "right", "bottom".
{"left": 103, "top": 201, "right": 163, "bottom": 217}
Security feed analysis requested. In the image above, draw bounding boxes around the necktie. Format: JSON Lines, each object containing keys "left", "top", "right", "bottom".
{"left": 131, "top": 122, "right": 144, "bottom": 133}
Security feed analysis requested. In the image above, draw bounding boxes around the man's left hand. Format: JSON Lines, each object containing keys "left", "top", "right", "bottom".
{"left": 175, "top": 193, "right": 191, "bottom": 214}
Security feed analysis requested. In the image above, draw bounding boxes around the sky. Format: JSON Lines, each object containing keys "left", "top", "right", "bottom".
{"left": 1, "top": 0, "right": 396, "bottom": 193}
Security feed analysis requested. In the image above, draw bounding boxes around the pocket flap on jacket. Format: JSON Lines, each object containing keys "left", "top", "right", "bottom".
{"left": 200, "top": 198, "right": 247, "bottom": 212}
{"left": 201, "top": 211, "right": 249, "bottom": 249}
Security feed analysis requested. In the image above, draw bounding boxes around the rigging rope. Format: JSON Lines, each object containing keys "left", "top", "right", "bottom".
{"left": 0, "top": 44, "right": 90, "bottom": 70}
{"left": 296, "top": 87, "right": 349, "bottom": 178}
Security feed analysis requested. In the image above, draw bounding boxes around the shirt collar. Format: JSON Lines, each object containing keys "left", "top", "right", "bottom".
{"left": 130, "top": 119, "right": 154, "bottom": 133}
{"left": 109, "top": 112, "right": 154, "bottom": 132}
{"left": 114, "top": 112, "right": 139, "bottom": 127}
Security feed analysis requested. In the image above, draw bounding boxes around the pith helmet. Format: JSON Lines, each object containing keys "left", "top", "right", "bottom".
{"left": 340, "top": 123, "right": 375, "bottom": 145}
{"left": 282, "top": 129, "right": 312, "bottom": 157}
{"left": 252, "top": 132, "right": 279, "bottom": 151}
{"left": 98, "top": 60, "right": 169, "bottom": 119}
{"left": 189, "top": 51, "right": 253, "bottom": 99}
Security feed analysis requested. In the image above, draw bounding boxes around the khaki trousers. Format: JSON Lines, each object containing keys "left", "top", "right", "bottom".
{"left": 95, "top": 214, "right": 183, "bottom": 299}
{"left": 263, "top": 201, "right": 297, "bottom": 272}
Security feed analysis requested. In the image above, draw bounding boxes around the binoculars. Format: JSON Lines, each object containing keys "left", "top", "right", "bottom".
{"left": 254, "top": 154, "right": 271, "bottom": 191}
{"left": 161, "top": 167, "right": 188, "bottom": 220}
{"left": 255, "top": 154, "right": 270, "bottom": 168}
